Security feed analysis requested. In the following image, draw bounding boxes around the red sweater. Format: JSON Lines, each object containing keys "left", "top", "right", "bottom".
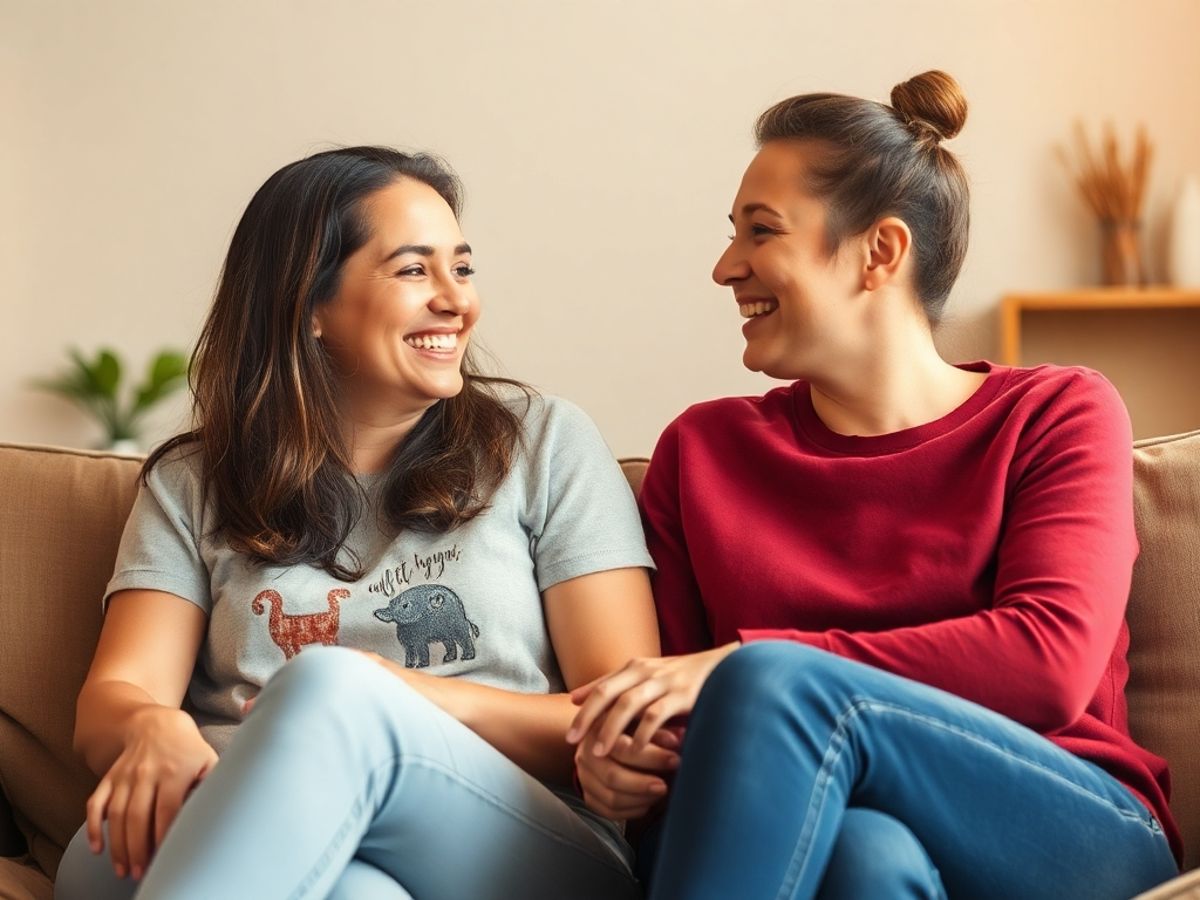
{"left": 640, "top": 362, "right": 1180, "bottom": 862}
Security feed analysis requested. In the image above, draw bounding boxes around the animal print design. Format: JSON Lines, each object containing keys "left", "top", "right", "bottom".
{"left": 252, "top": 588, "right": 346, "bottom": 660}
{"left": 373, "top": 584, "right": 480, "bottom": 668}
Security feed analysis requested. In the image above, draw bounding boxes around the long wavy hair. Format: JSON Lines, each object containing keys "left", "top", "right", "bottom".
{"left": 145, "top": 147, "right": 529, "bottom": 580}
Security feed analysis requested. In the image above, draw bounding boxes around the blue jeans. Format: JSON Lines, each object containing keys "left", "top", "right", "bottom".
{"left": 644, "top": 642, "right": 1178, "bottom": 900}
{"left": 55, "top": 646, "right": 638, "bottom": 900}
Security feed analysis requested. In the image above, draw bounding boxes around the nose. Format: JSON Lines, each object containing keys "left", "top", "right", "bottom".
{"left": 430, "top": 268, "right": 473, "bottom": 316}
{"left": 713, "top": 239, "right": 749, "bottom": 286}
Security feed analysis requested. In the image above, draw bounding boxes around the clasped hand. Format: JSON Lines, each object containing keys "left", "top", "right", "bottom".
{"left": 565, "top": 644, "right": 739, "bottom": 820}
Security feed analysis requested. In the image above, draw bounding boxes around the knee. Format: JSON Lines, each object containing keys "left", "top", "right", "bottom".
{"left": 255, "top": 646, "right": 400, "bottom": 719}
{"left": 698, "top": 641, "right": 826, "bottom": 715}
{"left": 818, "top": 809, "right": 944, "bottom": 900}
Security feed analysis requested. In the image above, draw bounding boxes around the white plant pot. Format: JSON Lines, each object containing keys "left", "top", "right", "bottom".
{"left": 1167, "top": 174, "right": 1200, "bottom": 287}
{"left": 105, "top": 439, "right": 142, "bottom": 455}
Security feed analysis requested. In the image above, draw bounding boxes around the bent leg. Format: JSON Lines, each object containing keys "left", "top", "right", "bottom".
{"left": 136, "top": 646, "right": 636, "bottom": 900}
{"left": 815, "top": 808, "right": 944, "bottom": 900}
{"left": 54, "top": 824, "right": 136, "bottom": 900}
{"left": 650, "top": 642, "right": 1177, "bottom": 900}
{"left": 326, "top": 858, "right": 414, "bottom": 900}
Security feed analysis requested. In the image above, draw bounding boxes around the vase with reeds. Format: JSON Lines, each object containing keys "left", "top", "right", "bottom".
{"left": 1058, "top": 124, "right": 1153, "bottom": 287}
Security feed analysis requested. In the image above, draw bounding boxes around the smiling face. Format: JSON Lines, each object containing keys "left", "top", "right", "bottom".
{"left": 313, "top": 177, "right": 479, "bottom": 413}
{"left": 712, "top": 141, "right": 868, "bottom": 381}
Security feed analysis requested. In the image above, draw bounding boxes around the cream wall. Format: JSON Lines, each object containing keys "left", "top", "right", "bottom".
{"left": 3, "top": 0, "right": 1199, "bottom": 456}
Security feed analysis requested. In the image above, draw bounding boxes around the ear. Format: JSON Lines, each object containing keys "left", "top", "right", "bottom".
{"left": 863, "top": 216, "right": 912, "bottom": 291}
{"left": 311, "top": 312, "right": 323, "bottom": 340}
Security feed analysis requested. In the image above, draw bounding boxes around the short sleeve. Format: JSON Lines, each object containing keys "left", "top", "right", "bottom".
{"left": 521, "top": 396, "right": 654, "bottom": 591}
{"left": 104, "top": 449, "right": 212, "bottom": 614}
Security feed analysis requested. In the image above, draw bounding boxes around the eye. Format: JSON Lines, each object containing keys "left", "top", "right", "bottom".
{"left": 397, "top": 265, "right": 425, "bottom": 277}
{"left": 750, "top": 223, "right": 776, "bottom": 237}
{"left": 453, "top": 264, "right": 476, "bottom": 279}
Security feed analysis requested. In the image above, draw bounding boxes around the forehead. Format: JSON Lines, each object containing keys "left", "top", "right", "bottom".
{"left": 361, "top": 177, "right": 462, "bottom": 245}
{"left": 734, "top": 141, "right": 815, "bottom": 208}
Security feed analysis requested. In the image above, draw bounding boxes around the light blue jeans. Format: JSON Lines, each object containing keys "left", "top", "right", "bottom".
{"left": 644, "top": 642, "right": 1179, "bottom": 900}
{"left": 55, "top": 646, "right": 638, "bottom": 899}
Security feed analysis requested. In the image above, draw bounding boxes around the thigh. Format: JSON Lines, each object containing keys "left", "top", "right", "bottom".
{"left": 671, "top": 643, "right": 1177, "bottom": 900}
{"left": 139, "top": 647, "right": 637, "bottom": 900}
{"left": 54, "top": 824, "right": 137, "bottom": 900}
{"left": 353, "top": 708, "right": 639, "bottom": 900}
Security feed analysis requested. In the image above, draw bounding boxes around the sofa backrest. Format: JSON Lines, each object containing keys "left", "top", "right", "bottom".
{"left": 1126, "top": 430, "right": 1200, "bottom": 869}
{"left": 0, "top": 444, "right": 142, "bottom": 877}
{"left": 0, "top": 440, "right": 1197, "bottom": 879}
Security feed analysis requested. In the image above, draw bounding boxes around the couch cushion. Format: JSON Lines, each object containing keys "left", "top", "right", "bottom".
{"left": 1127, "top": 430, "right": 1200, "bottom": 871}
{"left": 0, "top": 444, "right": 142, "bottom": 881}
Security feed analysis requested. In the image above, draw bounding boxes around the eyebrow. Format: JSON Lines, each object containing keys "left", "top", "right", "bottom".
{"left": 728, "top": 203, "right": 783, "bottom": 222}
{"left": 383, "top": 242, "right": 472, "bottom": 263}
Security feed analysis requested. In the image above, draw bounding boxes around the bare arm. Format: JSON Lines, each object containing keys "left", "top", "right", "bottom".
{"left": 74, "top": 590, "right": 214, "bottom": 880}
{"left": 368, "top": 566, "right": 660, "bottom": 785}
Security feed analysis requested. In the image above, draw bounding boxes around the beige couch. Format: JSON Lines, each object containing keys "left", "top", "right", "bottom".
{"left": 1, "top": 436, "right": 1198, "bottom": 899}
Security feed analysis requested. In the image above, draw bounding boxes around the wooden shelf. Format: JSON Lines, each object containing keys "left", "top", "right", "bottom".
{"left": 1001, "top": 288, "right": 1200, "bottom": 365}
{"left": 998, "top": 288, "right": 1200, "bottom": 439}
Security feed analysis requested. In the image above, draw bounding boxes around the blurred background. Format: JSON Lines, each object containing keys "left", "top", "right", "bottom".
{"left": 3, "top": 0, "right": 1199, "bottom": 456}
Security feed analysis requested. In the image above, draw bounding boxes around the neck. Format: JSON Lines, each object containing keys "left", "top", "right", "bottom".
{"left": 807, "top": 296, "right": 986, "bottom": 437}
{"left": 338, "top": 391, "right": 434, "bottom": 475}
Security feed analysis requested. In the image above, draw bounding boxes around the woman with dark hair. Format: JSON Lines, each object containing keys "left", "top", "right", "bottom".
{"left": 567, "top": 72, "right": 1181, "bottom": 899}
{"left": 55, "top": 146, "right": 658, "bottom": 899}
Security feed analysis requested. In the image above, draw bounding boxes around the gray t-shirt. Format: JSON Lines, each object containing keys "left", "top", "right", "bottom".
{"left": 105, "top": 394, "right": 654, "bottom": 756}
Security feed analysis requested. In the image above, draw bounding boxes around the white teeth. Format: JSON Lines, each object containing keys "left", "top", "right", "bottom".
{"left": 738, "top": 300, "right": 779, "bottom": 319}
{"left": 405, "top": 333, "right": 458, "bottom": 351}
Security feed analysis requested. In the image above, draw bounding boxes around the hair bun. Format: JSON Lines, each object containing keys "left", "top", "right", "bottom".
{"left": 890, "top": 70, "right": 967, "bottom": 142}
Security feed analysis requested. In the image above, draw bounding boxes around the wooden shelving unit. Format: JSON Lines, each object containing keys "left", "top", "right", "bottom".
{"left": 999, "top": 288, "right": 1200, "bottom": 439}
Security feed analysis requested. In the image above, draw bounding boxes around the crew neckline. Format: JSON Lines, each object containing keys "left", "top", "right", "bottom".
{"left": 791, "top": 361, "right": 1011, "bottom": 455}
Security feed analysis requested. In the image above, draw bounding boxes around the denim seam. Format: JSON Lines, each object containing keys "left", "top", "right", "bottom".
{"left": 774, "top": 696, "right": 1160, "bottom": 900}
{"left": 289, "top": 752, "right": 634, "bottom": 898}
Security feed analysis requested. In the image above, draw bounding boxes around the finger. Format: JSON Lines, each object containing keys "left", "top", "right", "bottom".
{"left": 566, "top": 666, "right": 655, "bottom": 742}
{"left": 593, "top": 680, "right": 670, "bottom": 756}
{"left": 631, "top": 695, "right": 693, "bottom": 751}
{"left": 106, "top": 784, "right": 131, "bottom": 878}
{"left": 153, "top": 776, "right": 191, "bottom": 850}
{"left": 124, "top": 777, "right": 158, "bottom": 880}
{"left": 580, "top": 747, "right": 670, "bottom": 795}
{"left": 569, "top": 676, "right": 600, "bottom": 706}
{"left": 608, "top": 734, "right": 680, "bottom": 773}
{"left": 650, "top": 727, "right": 683, "bottom": 751}
{"left": 241, "top": 696, "right": 256, "bottom": 716}
{"left": 85, "top": 780, "right": 113, "bottom": 853}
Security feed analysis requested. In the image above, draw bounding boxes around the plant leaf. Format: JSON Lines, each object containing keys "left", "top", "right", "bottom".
{"left": 131, "top": 350, "right": 189, "bottom": 418}
{"left": 94, "top": 350, "right": 121, "bottom": 398}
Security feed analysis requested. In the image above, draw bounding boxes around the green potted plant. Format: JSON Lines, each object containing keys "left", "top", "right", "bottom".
{"left": 31, "top": 347, "right": 189, "bottom": 452}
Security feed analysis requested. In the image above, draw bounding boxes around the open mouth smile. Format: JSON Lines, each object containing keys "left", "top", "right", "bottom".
{"left": 403, "top": 332, "right": 459, "bottom": 352}
{"left": 738, "top": 299, "right": 779, "bottom": 319}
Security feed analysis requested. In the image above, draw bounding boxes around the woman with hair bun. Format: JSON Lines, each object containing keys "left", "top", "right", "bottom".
{"left": 568, "top": 72, "right": 1181, "bottom": 898}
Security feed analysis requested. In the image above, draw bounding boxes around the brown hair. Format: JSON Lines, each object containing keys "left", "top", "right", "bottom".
{"left": 755, "top": 70, "right": 970, "bottom": 321}
{"left": 146, "top": 147, "right": 530, "bottom": 580}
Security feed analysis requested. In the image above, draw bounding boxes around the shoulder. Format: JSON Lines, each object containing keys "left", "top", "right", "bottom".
{"left": 504, "top": 391, "right": 606, "bottom": 448}
{"left": 142, "top": 440, "right": 206, "bottom": 499}
{"left": 658, "top": 384, "right": 797, "bottom": 448}
{"left": 997, "top": 364, "right": 1128, "bottom": 434}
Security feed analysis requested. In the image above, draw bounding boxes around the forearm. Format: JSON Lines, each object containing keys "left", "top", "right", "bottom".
{"left": 74, "top": 680, "right": 189, "bottom": 776}
{"left": 405, "top": 672, "right": 580, "bottom": 785}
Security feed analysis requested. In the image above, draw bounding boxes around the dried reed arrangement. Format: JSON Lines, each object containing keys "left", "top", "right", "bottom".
{"left": 1057, "top": 123, "right": 1153, "bottom": 286}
